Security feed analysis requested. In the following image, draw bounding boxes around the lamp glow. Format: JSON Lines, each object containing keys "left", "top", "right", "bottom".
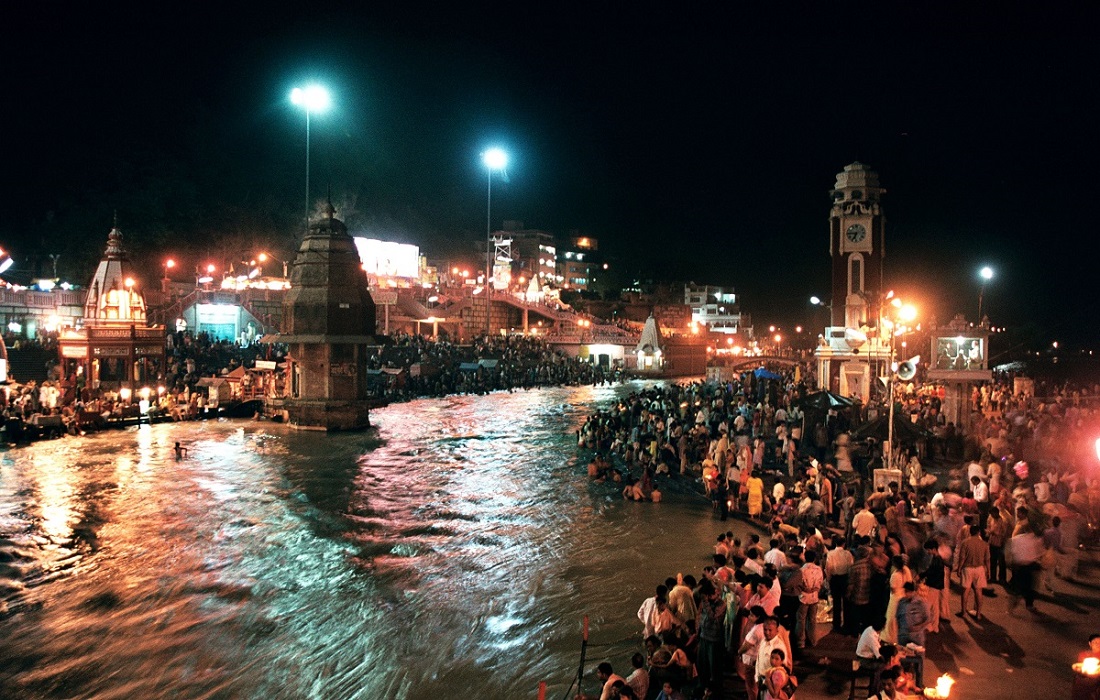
{"left": 290, "top": 85, "right": 330, "bottom": 113}
{"left": 482, "top": 147, "right": 509, "bottom": 171}
{"left": 923, "top": 673, "right": 955, "bottom": 698}
{"left": 980, "top": 266, "right": 994, "bottom": 281}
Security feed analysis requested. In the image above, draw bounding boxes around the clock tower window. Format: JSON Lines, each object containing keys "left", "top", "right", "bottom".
{"left": 849, "top": 254, "right": 864, "bottom": 295}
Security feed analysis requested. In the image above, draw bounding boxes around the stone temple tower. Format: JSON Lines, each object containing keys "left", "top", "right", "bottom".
{"left": 279, "top": 201, "right": 377, "bottom": 430}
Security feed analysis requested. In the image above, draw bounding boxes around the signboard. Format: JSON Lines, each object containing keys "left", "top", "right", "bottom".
{"left": 255, "top": 360, "right": 277, "bottom": 370}
{"left": 371, "top": 290, "right": 398, "bottom": 305}
{"left": 353, "top": 237, "right": 420, "bottom": 278}
{"left": 93, "top": 347, "right": 130, "bottom": 357}
{"left": 932, "top": 335, "right": 985, "bottom": 371}
{"left": 61, "top": 345, "right": 89, "bottom": 359}
{"left": 329, "top": 363, "right": 357, "bottom": 377}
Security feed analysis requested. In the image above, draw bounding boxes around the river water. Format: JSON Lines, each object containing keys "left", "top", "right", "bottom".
{"left": 0, "top": 382, "right": 740, "bottom": 700}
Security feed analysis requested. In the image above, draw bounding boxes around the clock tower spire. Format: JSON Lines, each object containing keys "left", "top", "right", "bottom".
{"left": 828, "top": 162, "right": 885, "bottom": 329}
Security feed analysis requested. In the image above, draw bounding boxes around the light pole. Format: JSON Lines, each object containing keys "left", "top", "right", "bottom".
{"left": 163, "top": 258, "right": 175, "bottom": 293}
{"left": 290, "top": 85, "right": 331, "bottom": 231}
{"left": 885, "top": 299, "right": 917, "bottom": 469}
{"left": 481, "top": 147, "right": 508, "bottom": 337}
{"left": 977, "top": 265, "right": 994, "bottom": 322}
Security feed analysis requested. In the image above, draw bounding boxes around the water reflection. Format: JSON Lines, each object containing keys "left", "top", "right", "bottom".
{"left": 0, "top": 383, "right": 742, "bottom": 699}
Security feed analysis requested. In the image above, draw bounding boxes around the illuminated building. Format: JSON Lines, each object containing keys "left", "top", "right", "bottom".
{"left": 684, "top": 283, "right": 745, "bottom": 335}
{"left": 557, "top": 233, "right": 599, "bottom": 291}
{"left": 495, "top": 221, "right": 555, "bottom": 289}
{"left": 57, "top": 222, "right": 166, "bottom": 396}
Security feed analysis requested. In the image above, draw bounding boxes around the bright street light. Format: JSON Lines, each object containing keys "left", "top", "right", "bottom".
{"left": 290, "top": 85, "right": 330, "bottom": 112}
{"left": 162, "top": 258, "right": 175, "bottom": 291}
{"left": 978, "top": 265, "right": 994, "bottom": 321}
{"left": 482, "top": 147, "right": 508, "bottom": 171}
{"left": 481, "top": 147, "right": 509, "bottom": 337}
{"left": 290, "top": 84, "right": 331, "bottom": 231}
{"left": 898, "top": 304, "right": 918, "bottom": 323}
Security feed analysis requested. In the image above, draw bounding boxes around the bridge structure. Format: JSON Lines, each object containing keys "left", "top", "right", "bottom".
{"left": 435, "top": 292, "right": 639, "bottom": 345}
{"left": 713, "top": 355, "right": 805, "bottom": 370}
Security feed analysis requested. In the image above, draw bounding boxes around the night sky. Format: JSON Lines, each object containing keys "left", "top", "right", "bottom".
{"left": 5, "top": 4, "right": 1098, "bottom": 348}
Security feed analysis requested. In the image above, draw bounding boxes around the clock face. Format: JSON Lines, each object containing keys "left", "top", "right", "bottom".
{"left": 846, "top": 223, "right": 867, "bottom": 243}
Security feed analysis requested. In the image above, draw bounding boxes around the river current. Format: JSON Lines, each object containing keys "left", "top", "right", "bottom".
{"left": 0, "top": 382, "right": 739, "bottom": 699}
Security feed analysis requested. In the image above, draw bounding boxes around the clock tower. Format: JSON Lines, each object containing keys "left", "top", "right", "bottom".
{"left": 828, "top": 162, "right": 885, "bottom": 329}
{"left": 815, "top": 162, "right": 891, "bottom": 402}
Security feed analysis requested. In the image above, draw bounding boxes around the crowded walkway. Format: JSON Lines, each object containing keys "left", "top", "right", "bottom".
{"left": 574, "top": 373, "right": 1100, "bottom": 699}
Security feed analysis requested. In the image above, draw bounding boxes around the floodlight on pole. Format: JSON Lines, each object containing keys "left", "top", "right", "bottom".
{"left": 886, "top": 296, "right": 917, "bottom": 469}
{"left": 978, "top": 265, "right": 994, "bottom": 321}
{"left": 481, "top": 147, "right": 509, "bottom": 337}
{"left": 290, "top": 85, "right": 331, "bottom": 232}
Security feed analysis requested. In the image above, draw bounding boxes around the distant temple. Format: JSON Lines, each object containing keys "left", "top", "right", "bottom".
{"left": 635, "top": 315, "right": 664, "bottom": 371}
{"left": 58, "top": 221, "right": 166, "bottom": 400}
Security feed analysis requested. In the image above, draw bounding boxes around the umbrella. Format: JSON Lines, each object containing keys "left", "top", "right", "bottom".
{"left": 798, "top": 390, "right": 856, "bottom": 410}
{"left": 850, "top": 414, "right": 932, "bottom": 444}
{"left": 753, "top": 367, "right": 782, "bottom": 380}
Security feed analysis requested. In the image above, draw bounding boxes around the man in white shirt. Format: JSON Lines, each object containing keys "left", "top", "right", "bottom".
{"left": 826, "top": 537, "right": 855, "bottom": 632}
{"left": 853, "top": 503, "right": 878, "bottom": 539}
{"left": 971, "top": 475, "right": 990, "bottom": 527}
{"left": 967, "top": 460, "right": 985, "bottom": 483}
{"left": 765, "top": 539, "right": 789, "bottom": 569}
{"left": 797, "top": 550, "right": 824, "bottom": 649}
{"left": 742, "top": 549, "right": 765, "bottom": 576}
{"left": 856, "top": 619, "right": 885, "bottom": 661}
{"left": 971, "top": 476, "right": 988, "bottom": 504}
{"left": 636, "top": 584, "right": 667, "bottom": 639}
{"left": 755, "top": 617, "right": 792, "bottom": 682}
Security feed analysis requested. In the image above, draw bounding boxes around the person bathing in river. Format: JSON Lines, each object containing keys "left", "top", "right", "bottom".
{"left": 588, "top": 454, "right": 610, "bottom": 480}
{"left": 174, "top": 442, "right": 188, "bottom": 460}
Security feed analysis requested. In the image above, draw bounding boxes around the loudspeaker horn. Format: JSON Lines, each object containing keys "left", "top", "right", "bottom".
{"left": 896, "top": 355, "right": 921, "bottom": 381}
{"left": 843, "top": 328, "right": 867, "bottom": 350}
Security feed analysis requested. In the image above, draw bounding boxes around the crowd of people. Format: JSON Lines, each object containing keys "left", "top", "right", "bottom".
{"left": 366, "top": 332, "right": 621, "bottom": 399}
{"left": 0, "top": 331, "right": 623, "bottom": 442}
{"left": 573, "top": 372, "right": 1100, "bottom": 699}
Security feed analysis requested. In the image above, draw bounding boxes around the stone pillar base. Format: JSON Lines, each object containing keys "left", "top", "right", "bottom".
{"left": 283, "top": 400, "right": 373, "bottom": 431}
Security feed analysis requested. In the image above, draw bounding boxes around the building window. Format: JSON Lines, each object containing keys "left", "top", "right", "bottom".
{"left": 848, "top": 254, "right": 864, "bottom": 295}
